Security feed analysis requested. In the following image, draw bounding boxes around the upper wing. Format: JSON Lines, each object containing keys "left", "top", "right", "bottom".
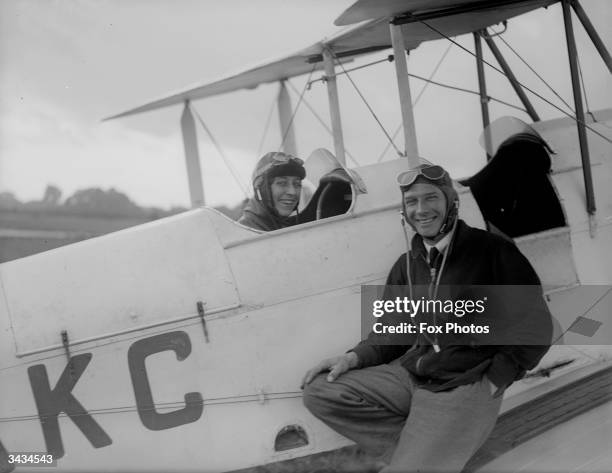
{"left": 335, "top": 0, "right": 556, "bottom": 25}
{"left": 107, "top": 0, "right": 555, "bottom": 119}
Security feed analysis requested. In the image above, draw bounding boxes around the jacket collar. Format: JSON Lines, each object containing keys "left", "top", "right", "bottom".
{"left": 241, "top": 198, "right": 292, "bottom": 231}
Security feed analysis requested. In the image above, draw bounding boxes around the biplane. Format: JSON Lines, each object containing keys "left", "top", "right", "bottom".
{"left": 1, "top": 0, "right": 611, "bottom": 472}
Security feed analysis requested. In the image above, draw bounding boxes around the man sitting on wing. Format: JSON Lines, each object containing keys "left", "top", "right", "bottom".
{"left": 302, "top": 159, "right": 552, "bottom": 472}
{"left": 238, "top": 151, "right": 306, "bottom": 232}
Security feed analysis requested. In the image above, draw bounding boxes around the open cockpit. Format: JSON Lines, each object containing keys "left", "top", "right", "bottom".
{"left": 462, "top": 117, "right": 579, "bottom": 293}
{"left": 299, "top": 168, "right": 354, "bottom": 222}
{"left": 462, "top": 117, "right": 567, "bottom": 239}
{"left": 297, "top": 148, "right": 367, "bottom": 224}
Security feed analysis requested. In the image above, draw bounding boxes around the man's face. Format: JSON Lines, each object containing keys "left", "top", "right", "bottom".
{"left": 271, "top": 176, "right": 302, "bottom": 216}
{"left": 403, "top": 183, "right": 447, "bottom": 239}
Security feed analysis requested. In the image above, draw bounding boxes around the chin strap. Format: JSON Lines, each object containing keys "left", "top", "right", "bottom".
{"left": 438, "top": 199, "right": 459, "bottom": 236}
{"left": 400, "top": 210, "right": 415, "bottom": 301}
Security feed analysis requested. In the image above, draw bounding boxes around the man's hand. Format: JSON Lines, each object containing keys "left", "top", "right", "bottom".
{"left": 301, "top": 352, "right": 359, "bottom": 388}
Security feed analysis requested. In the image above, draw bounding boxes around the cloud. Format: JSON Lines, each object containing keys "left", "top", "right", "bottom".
{"left": 0, "top": 94, "right": 254, "bottom": 209}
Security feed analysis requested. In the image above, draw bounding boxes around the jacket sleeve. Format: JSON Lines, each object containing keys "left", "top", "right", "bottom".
{"left": 350, "top": 254, "right": 416, "bottom": 368}
{"left": 485, "top": 239, "right": 553, "bottom": 390}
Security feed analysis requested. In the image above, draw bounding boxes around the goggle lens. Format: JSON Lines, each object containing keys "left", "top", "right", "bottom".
{"left": 396, "top": 165, "right": 447, "bottom": 187}
{"left": 270, "top": 153, "right": 304, "bottom": 166}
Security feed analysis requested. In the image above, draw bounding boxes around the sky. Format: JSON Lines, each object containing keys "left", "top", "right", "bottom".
{"left": 0, "top": 0, "right": 610, "bottom": 210}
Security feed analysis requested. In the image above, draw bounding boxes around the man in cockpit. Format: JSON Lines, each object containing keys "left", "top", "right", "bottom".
{"left": 238, "top": 151, "right": 306, "bottom": 232}
{"left": 302, "top": 160, "right": 552, "bottom": 472}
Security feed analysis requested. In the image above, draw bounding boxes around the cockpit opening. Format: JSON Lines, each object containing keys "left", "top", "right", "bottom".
{"left": 294, "top": 148, "right": 367, "bottom": 225}
{"left": 299, "top": 168, "right": 353, "bottom": 222}
{"left": 461, "top": 132, "right": 566, "bottom": 238}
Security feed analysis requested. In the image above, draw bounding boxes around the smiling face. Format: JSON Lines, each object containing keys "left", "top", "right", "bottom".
{"left": 270, "top": 176, "right": 302, "bottom": 216}
{"left": 403, "top": 182, "right": 448, "bottom": 242}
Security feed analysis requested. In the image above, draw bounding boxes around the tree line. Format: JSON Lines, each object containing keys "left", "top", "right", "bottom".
{"left": 0, "top": 185, "right": 244, "bottom": 221}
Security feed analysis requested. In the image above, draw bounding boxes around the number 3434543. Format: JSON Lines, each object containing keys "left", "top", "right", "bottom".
{"left": 8, "top": 453, "right": 56, "bottom": 466}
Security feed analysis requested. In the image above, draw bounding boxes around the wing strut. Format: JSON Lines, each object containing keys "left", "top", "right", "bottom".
{"left": 482, "top": 32, "right": 541, "bottom": 123}
{"left": 390, "top": 23, "right": 419, "bottom": 167}
{"left": 180, "top": 101, "right": 205, "bottom": 208}
{"left": 277, "top": 80, "right": 298, "bottom": 156}
{"left": 474, "top": 31, "right": 492, "bottom": 162}
{"left": 571, "top": 0, "right": 612, "bottom": 74}
{"left": 323, "top": 48, "right": 347, "bottom": 165}
{"left": 562, "top": 0, "right": 596, "bottom": 221}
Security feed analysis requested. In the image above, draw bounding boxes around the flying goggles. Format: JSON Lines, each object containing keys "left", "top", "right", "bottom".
{"left": 253, "top": 152, "right": 305, "bottom": 185}
{"left": 262, "top": 152, "right": 304, "bottom": 170}
{"left": 396, "top": 164, "right": 449, "bottom": 189}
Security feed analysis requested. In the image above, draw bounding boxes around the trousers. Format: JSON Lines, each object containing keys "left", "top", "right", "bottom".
{"left": 303, "top": 362, "right": 502, "bottom": 473}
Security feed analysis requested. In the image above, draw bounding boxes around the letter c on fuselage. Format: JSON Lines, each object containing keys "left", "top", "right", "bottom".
{"left": 128, "top": 331, "right": 203, "bottom": 431}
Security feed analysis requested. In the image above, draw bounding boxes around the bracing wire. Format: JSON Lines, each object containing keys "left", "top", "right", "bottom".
{"left": 307, "top": 56, "right": 393, "bottom": 87}
{"left": 576, "top": 57, "right": 612, "bottom": 131}
{"left": 576, "top": 52, "right": 597, "bottom": 123}
{"left": 311, "top": 44, "right": 530, "bottom": 164}
{"left": 413, "top": 43, "right": 455, "bottom": 109}
{"left": 378, "top": 43, "right": 454, "bottom": 162}
{"left": 285, "top": 80, "right": 360, "bottom": 167}
{"left": 416, "top": 17, "right": 612, "bottom": 145}
{"left": 256, "top": 96, "right": 277, "bottom": 157}
{"left": 190, "top": 105, "right": 250, "bottom": 199}
{"left": 377, "top": 78, "right": 528, "bottom": 162}
{"left": 330, "top": 48, "right": 404, "bottom": 157}
{"left": 490, "top": 27, "right": 575, "bottom": 115}
{"left": 406, "top": 73, "right": 528, "bottom": 111}
{"left": 277, "top": 65, "right": 317, "bottom": 153}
